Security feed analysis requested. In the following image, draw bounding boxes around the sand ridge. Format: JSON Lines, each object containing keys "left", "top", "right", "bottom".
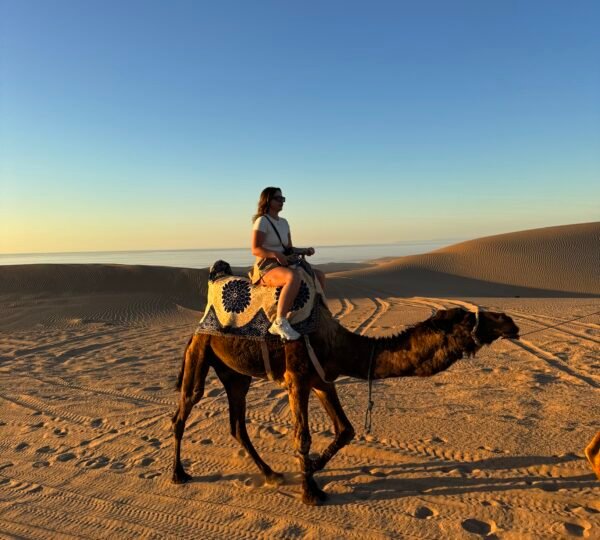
{"left": 329, "top": 222, "right": 600, "bottom": 297}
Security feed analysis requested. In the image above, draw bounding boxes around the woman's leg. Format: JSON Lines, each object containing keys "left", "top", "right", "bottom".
{"left": 261, "top": 266, "right": 301, "bottom": 318}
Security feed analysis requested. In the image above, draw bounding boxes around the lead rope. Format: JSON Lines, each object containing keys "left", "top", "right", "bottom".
{"left": 515, "top": 310, "right": 600, "bottom": 339}
{"left": 364, "top": 344, "right": 376, "bottom": 434}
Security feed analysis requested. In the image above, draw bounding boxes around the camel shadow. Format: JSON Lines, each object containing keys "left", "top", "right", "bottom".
{"left": 314, "top": 453, "right": 598, "bottom": 505}
{"left": 324, "top": 471, "right": 598, "bottom": 505}
{"left": 182, "top": 453, "right": 599, "bottom": 505}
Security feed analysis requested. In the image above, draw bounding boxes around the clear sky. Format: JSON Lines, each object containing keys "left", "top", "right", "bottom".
{"left": 1, "top": 0, "right": 599, "bottom": 253}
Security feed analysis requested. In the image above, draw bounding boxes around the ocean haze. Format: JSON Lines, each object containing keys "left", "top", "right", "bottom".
{"left": 0, "top": 240, "right": 452, "bottom": 269}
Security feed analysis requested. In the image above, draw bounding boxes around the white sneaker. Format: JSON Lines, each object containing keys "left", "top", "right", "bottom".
{"left": 268, "top": 317, "right": 301, "bottom": 341}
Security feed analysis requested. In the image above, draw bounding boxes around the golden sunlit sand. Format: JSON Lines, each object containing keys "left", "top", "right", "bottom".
{"left": 1, "top": 223, "right": 598, "bottom": 538}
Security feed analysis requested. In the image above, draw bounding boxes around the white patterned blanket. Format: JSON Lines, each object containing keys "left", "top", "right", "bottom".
{"left": 195, "top": 264, "right": 323, "bottom": 340}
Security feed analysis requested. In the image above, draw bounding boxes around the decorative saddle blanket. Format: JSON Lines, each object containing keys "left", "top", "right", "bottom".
{"left": 195, "top": 261, "right": 324, "bottom": 341}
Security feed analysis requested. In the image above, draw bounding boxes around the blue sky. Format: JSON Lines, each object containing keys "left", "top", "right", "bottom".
{"left": 1, "top": 0, "right": 599, "bottom": 253}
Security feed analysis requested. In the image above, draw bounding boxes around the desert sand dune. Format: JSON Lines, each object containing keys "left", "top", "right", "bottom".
{"left": 328, "top": 222, "right": 600, "bottom": 298}
{"left": 0, "top": 223, "right": 598, "bottom": 538}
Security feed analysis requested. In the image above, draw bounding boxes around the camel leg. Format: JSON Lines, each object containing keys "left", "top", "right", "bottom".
{"left": 171, "top": 336, "right": 210, "bottom": 484}
{"left": 214, "top": 363, "right": 283, "bottom": 485}
{"left": 285, "top": 370, "right": 327, "bottom": 505}
{"left": 308, "top": 382, "right": 355, "bottom": 473}
{"left": 584, "top": 431, "right": 600, "bottom": 480}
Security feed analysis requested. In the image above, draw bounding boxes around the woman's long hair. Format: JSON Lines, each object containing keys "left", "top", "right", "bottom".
{"left": 252, "top": 186, "right": 281, "bottom": 223}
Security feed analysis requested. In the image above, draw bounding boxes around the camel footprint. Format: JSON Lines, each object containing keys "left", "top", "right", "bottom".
{"left": 554, "top": 520, "right": 592, "bottom": 538}
{"left": 461, "top": 518, "right": 496, "bottom": 536}
{"left": 414, "top": 506, "right": 438, "bottom": 519}
{"left": 81, "top": 456, "right": 110, "bottom": 469}
{"left": 56, "top": 452, "right": 76, "bottom": 462}
{"left": 139, "top": 471, "right": 162, "bottom": 480}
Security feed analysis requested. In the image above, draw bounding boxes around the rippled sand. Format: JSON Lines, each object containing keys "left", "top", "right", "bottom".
{"left": 1, "top": 223, "right": 598, "bottom": 538}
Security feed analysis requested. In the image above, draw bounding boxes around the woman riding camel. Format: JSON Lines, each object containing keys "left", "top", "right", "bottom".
{"left": 250, "top": 187, "right": 325, "bottom": 341}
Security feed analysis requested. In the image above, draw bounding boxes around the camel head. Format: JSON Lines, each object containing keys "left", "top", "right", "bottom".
{"left": 472, "top": 310, "right": 520, "bottom": 344}
{"left": 428, "top": 307, "right": 519, "bottom": 348}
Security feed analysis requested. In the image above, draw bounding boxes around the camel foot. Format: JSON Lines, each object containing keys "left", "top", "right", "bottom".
{"left": 302, "top": 487, "right": 328, "bottom": 506}
{"left": 584, "top": 432, "right": 600, "bottom": 481}
{"left": 302, "top": 477, "right": 328, "bottom": 505}
{"left": 264, "top": 470, "right": 285, "bottom": 486}
{"left": 172, "top": 468, "right": 192, "bottom": 484}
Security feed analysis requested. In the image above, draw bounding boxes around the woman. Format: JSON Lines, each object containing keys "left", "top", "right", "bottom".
{"left": 250, "top": 187, "right": 325, "bottom": 340}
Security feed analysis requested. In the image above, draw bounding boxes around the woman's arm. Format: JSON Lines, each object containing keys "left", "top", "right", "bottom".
{"left": 252, "top": 230, "right": 288, "bottom": 265}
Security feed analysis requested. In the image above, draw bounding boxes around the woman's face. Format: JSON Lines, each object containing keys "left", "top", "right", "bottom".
{"left": 269, "top": 190, "right": 285, "bottom": 212}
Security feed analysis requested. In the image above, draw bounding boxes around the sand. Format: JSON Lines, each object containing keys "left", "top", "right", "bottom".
{"left": 0, "top": 222, "right": 598, "bottom": 539}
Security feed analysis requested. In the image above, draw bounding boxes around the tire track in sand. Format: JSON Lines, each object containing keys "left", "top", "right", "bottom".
{"left": 352, "top": 298, "right": 390, "bottom": 336}
{"left": 508, "top": 339, "right": 599, "bottom": 388}
{"left": 504, "top": 310, "right": 600, "bottom": 345}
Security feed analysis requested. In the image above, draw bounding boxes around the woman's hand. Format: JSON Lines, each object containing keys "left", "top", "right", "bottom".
{"left": 274, "top": 252, "right": 289, "bottom": 266}
{"left": 305, "top": 247, "right": 315, "bottom": 256}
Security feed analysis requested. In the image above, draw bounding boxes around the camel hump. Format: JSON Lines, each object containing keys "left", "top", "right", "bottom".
{"left": 209, "top": 260, "right": 233, "bottom": 282}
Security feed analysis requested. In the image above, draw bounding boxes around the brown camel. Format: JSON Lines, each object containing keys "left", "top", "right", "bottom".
{"left": 172, "top": 304, "right": 519, "bottom": 505}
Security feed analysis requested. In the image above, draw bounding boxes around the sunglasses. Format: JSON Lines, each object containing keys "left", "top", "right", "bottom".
{"left": 272, "top": 196, "right": 286, "bottom": 202}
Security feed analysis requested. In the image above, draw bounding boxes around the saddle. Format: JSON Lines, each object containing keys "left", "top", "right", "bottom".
{"left": 195, "top": 260, "right": 324, "bottom": 341}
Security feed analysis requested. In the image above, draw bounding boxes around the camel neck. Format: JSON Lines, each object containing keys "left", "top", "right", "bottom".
{"left": 339, "top": 322, "right": 475, "bottom": 380}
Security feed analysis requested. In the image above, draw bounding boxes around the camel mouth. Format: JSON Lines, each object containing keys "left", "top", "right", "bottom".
{"left": 504, "top": 331, "right": 520, "bottom": 340}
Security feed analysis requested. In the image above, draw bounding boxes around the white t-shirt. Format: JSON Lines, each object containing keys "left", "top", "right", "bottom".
{"left": 253, "top": 215, "right": 290, "bottom": 255}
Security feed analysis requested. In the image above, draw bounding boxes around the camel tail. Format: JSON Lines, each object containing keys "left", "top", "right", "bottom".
{"left": 175, "top": 336, "right": 194, "bottom": 392}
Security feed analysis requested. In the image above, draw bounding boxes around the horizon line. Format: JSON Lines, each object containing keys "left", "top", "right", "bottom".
{"left": 0, "top": 237, "right": 465, "bottom": 258}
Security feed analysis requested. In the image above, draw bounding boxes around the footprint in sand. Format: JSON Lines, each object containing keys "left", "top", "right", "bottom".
{"left": 281, "top": 525, "right": 306, "bottom": 538}
{"left": 15, "top": 442, "right": 29, "bottom": 451}
{"left": 36, "top": 445, "right": 56, "bottom": 455}
{"left": 555, "top": 521, "right": 591, "bottom": 538}
{"left": 363, "top": 467, "right": 387, "bottom": 477}
{"left": 32, "top": 461, "right": 50, "bottom": 468}
{"left": 254, "top": 518, "right": 274, "bottom": 531}
{"left": 110, "top": 462, "right": 126, "bottom": 470}
{"left": 56, "top": 452, "right": 76, "bottom": 462}
{"left": 82, "top": 456, "right": 110, "bottom": 469}
{"left": 90, "top": 418, "right": 103, "bottom": 428}
{"left": 53, "top": 427, "right": 68, "bottom": 438}
{"left": 137, "top": 457, "right": 154, "bottom": 467}
{"left": 461, "top": 518, "right": 496, "bottom": 536}
{"left": 200, "top": 438, "right": 213, "bottom": 445}
{"left": 139, "top": 471, "right": 161, "bottom": 479}
{"left": 414, "top": 506, "right": 438, "bottom": 519}
{"left": 141, "top": 436, "right": 161, "bottom": 447}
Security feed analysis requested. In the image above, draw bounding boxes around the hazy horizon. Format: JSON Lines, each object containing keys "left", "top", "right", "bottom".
{"left": 0, "top": 235, "right": 463, "bottom": 257}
